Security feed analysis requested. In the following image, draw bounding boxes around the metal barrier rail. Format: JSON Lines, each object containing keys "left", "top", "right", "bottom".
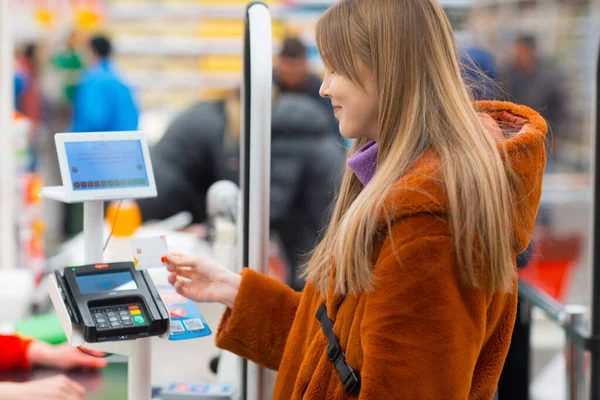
{"left": 519, "top": 280, "right": 591, "bottom": 399}
{"left": 590, "top": 30, "right": 600, "bottom": 400}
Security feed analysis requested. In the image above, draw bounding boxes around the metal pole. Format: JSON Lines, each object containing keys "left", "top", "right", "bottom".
{"left": 589, "top": 33, "right": 600, "bottom": 400}
{"left": 241, "top": 3, "right": 272, "bottom": 400}
{"left": 565, "top": 305, "right": 587, "bottom": 400}
{"left": 247, "top": 4, "right": 272, "bottom": 400}
{"left": 128, "top": 338, "right": 152, "bottom": 400}
{"left": 0, "top": 0, "right": 16, "bottom": 269}
{"left": 83, "top": 200, "right": 153, "bottom": 399}
{"left": 83, "top": 201, "right": 104, "bottom": 264}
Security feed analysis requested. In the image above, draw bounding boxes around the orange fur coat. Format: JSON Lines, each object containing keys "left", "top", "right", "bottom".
{"left": 216, "top": 101, "right": 547, "bottom": 399}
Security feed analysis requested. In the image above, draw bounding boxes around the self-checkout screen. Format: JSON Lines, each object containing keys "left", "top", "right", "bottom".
{"left": 65, "top": 140, "right": 149, "bottom": 191}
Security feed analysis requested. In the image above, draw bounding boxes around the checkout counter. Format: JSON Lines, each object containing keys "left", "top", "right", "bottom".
{"left": 0, "top": 217, "right": 234, "bottom": 399}
{"left": 0, "top": 129, "right": 236, "bottom": 399}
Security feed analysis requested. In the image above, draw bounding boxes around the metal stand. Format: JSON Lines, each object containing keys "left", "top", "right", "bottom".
{"left": 43, "top": 193, "right": 157, "bottom": 400}
{"left": 590, "top": 33, "right": 600, "bottom": 400}
{"left": 128, "top": 338, "right": 152, "bottom": 400}
{"left": 82, "top": 200, "right": 152, "bottom": 400}
{"left": 565, "top": 305, "right": 587, "bottom": 400}
{"left": 83, "top": 201, "right": 104, "bottom": 264}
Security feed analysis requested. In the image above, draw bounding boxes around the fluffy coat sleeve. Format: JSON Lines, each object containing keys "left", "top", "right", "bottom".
{"left": 0, "top": 335, "right": 33, "bottom": 370}
{"left": 359, "top": 235, "right": 514, "bottom": 399}
{"left": 215, "top": 269, "right": 303, "bottom": 371}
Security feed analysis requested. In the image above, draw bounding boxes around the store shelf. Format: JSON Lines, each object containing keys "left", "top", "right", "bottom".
{"left": 108, "top": 2, "right": 289, "bottom": 19}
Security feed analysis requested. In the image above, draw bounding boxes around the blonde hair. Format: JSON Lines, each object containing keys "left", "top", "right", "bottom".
{"left": 304, "top": 0, "right": 518, "bottom": 296}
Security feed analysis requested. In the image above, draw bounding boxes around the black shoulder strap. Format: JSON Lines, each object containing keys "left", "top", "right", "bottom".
{"left": 315, "top": 303, "right": 361, "bottom": 395}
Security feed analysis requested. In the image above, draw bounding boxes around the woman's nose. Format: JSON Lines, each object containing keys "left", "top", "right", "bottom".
{"left": 319, "top": 82, "right": 330, "bottom": 98}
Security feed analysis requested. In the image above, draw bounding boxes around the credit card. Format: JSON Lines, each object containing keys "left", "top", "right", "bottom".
{"left": 131, "top": 236, "right": 169, "bottom": 270}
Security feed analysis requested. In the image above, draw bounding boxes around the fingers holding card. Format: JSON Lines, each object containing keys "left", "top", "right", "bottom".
{"left": 131, "top": 236, "right": 169, "bottom": 270}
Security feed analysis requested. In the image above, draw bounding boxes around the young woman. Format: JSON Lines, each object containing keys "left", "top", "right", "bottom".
{"left": 166, "top": 0, "right": 547, "bottom": 398}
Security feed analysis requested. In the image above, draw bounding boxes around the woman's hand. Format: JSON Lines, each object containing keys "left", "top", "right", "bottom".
{"left": 0, "top": 375, "right": 86, "bottom": 400}
{"left": 26, "top": 342, "right": 108, "bottom": 370}
{"left": 166, "top": 253, "right": 241, "bottom": 309}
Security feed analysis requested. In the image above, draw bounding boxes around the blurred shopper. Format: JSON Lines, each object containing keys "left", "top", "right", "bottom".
{"left": 16, "top": 44, "right": 44, "bottom": 127}
{"left": 71, "top": 35, "right": 139, "bottom": 132}
{"left": 461, "top": 46, "right": 499, "bottom": 100}
{"left": 275, "top": 37, "right": 345, "bottom": 146}
{"left": 39, "top": 33, "right": 85, "bottom": 249}
{"left": 502, "top": 34, "right": 567, "bottom": 162}
{"left": 50, "top": 32, "right": 84, "bottom": 107}
{"left": 14, "top": 72, "right": 26, "bottom": 112}
{"left": 137, "top": 91, "right": 344, "bottom": 290}
{"left": 275, "top": 37, "right": 325, "bottom": 107}
{"left": 0, "top": 334, "right": 107, "bottom": 400}
{"left": 15, "top": 43, "right": 50, "bottom": 173}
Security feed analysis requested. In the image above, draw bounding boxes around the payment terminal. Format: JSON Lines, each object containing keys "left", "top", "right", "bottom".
{"left": 55, "top": 261, "right": 169, "bottom": 343}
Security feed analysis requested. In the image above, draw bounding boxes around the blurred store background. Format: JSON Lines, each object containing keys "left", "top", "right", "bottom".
{"left": 3, "top": 0, "right": 600, "bottom": 399}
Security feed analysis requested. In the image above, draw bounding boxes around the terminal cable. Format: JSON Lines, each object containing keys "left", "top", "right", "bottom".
{"left": 103, "top": 199, "right": 124, "bottom": 252}
{"left": 77, "top": 346, "right": 112, "bottom": 358}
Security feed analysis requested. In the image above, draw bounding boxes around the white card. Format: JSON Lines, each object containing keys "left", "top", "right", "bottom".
{"left": 131, "top": 236, "right": 169, "bottom": 270}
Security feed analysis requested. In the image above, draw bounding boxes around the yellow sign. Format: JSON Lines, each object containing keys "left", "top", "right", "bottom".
{"left": 200, "top": 55, "right": 243, "bottom": 73}
{"left": 34, "top": 9, "right": 54, "bottom": 29}
{"left": 74, "top": 9, "right": 102, "bottom": 30}
{"left": 196, "top": 0, "right": 279, "bottom": 3}
{"left": 198, "top": 19, "right": 285, "bottom": 38}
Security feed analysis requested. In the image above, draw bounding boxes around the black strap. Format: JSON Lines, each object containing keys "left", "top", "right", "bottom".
{"left": 316, "top": 303, "right": 361, "bottom": 395}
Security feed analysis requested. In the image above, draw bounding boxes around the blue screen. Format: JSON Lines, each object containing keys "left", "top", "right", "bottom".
{"left": 76, "top": 271, "right": 138, "bottom": 294}
{"left": 65, "top": 140, "right": 149, "bottom": 191}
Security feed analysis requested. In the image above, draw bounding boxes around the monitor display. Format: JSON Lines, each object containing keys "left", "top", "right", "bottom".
{"left": 76, "top": 271, "right": 138, "bottom": 294}
{"left": 64, "top": 140, "right": 149, "bottom": 191}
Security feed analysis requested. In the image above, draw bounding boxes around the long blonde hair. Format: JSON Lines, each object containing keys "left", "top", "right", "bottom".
{"left": 304, "top": 0, "right": 518, "bottom": 296}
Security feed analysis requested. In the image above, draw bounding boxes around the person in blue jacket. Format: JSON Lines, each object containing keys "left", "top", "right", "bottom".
{"left": 72, "top": 35, "right": 138, "bottom": 132}
{"left": 460, "top": 46, "right": 499, "bottom": 101}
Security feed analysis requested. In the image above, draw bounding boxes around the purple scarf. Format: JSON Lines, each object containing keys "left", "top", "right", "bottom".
{"left": 347, "top": 140, "right": 379, "bottom": 185}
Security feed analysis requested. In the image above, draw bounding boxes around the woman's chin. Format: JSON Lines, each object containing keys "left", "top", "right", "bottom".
{"left": 338, "top": 129, "right": 361, "bottom": 140}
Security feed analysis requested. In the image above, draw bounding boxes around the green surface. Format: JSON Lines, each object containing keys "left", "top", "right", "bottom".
{"left": 86, "top": 362, "right": 128, "bottom": 400}
{"left": 13, "top": 313, "right": 67, "bottom": 345}
{"left": 133, "top": 315, "right": 145, "bottom": 324}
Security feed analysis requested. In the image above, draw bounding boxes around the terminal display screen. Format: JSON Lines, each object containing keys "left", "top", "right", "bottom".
{"left": 76, "top": 271, "right": 138, "bottom": 294}
{"left": 64, "top": 140, "right": 149, "bottom": 191}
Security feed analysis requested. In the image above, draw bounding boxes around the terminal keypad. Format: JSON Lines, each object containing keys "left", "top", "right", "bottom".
{"left": 91, "top": 304, "right": 146, "bottom": 330}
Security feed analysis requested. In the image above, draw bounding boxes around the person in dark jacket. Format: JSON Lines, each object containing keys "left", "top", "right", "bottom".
{"left": 275, "top": 37, "right": 344, "bottom": 146}
{"left": 501, "top": 34, "right": 567, "bottom": 164}
{"left": 137, "top": 91, "right": 345, "bottom": 290}
{"left": 275, "top": 37, "right": 326, "bottom": 108}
